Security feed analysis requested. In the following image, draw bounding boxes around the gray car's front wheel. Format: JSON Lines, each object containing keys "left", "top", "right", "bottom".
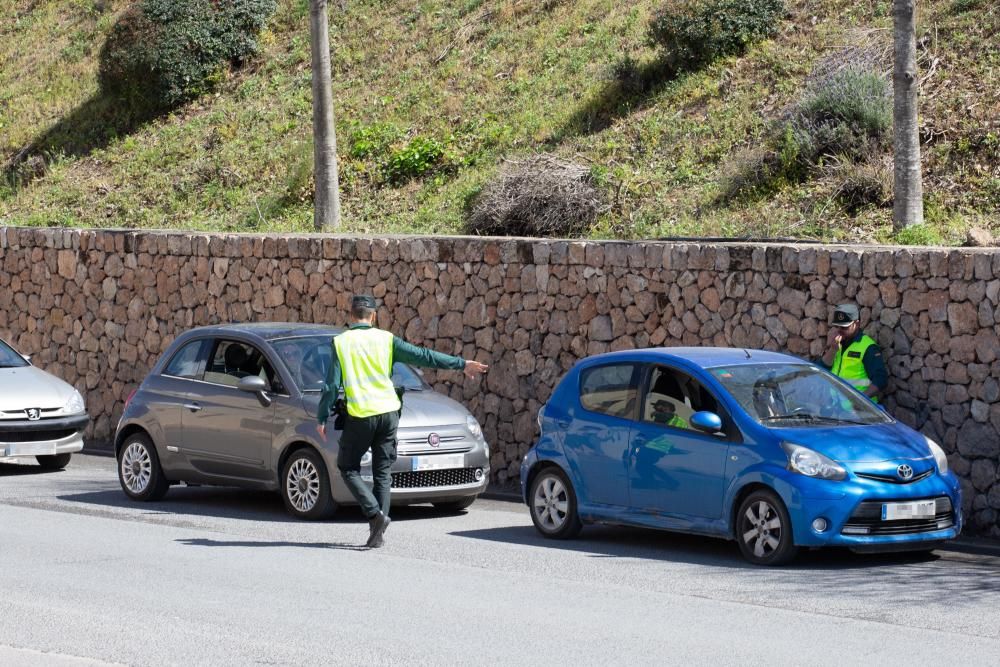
{"left": 117, "top": 433, "right": 169, "bottom": 502}
{"left": 280, "top": 448, "right": 335, "bottom": 520}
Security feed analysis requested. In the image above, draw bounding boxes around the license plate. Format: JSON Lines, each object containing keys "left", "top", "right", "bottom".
{"left": 3, "top": 443, "right": 57, "bottom": 457}
{"left": 411, "top": 453, "right": 464, "bottom": 472}
{"left": 882, "top": 500, "right": 936, "bottom": 521}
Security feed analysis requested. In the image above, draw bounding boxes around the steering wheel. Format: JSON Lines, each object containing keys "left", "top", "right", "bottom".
{"left": 300, "top": 346, "right": 327, "bottom": 388}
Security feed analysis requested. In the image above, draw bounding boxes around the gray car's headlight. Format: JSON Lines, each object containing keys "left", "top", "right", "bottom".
{"left": 360, "top": 450, "right": 372, "bottom": 467}
{"left": 781, "top": 442, "right": 846, "bottom": 481}
{"left": 64, "top": 389, "right": 85, "bottom": 415}
{"left": 925, "top": 436, "right": 948, "bottom": 474}
{"left": 466, "top": 415, "right": 482, "bottom": 439}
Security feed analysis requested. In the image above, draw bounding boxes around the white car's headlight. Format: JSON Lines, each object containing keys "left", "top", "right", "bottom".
{"left": 781, "top": 442, "right": 846, "bottom": 481}
{"left": 64, "top": 389, "right": 85, "bottom": 415}
{"left": 925, "top": 436, "right": 948, "bottom": 474}
{"left": 466, "top": 415, "right": 482, "bottom": 439}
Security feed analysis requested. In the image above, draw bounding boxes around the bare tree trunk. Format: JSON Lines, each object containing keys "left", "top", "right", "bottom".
{"left": 310, "top": 0, "right": 340, "bottom": 231}
{"left": 892, "top": 0, "right": 923, "bottom": 230}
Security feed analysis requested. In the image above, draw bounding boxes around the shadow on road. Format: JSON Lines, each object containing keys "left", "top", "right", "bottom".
{"left": 56, "top": 487, "right": 473, "bottom": 525}
{"left": 453, "top": 523, "right": 1000, "bottom": 583}
{"left": 0, "top": 461, "right": 61, "bottom": 477}
{"left": 176, "top": 538, "right": 368, "bottom": 552}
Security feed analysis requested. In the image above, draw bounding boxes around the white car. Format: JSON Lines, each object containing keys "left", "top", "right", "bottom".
{"left": 0, "top": 337, "right": 88, "bottom": 469}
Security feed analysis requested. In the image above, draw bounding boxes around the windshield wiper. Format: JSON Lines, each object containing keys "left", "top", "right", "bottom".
{"left": 761, "top": 413, "right": 868, "bottom": 426}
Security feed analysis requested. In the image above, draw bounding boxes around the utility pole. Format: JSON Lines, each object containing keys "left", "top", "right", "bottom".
{"left": 310, "top": 0, "right": 341, "bottom": 230}
{"left": 892, "top": 0, "right": 923, "bottom": 230}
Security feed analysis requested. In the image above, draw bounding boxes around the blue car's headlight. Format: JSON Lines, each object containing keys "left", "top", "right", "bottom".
{"left": 781, "top": 441, "right": 846, "bottom": 481}
{"left": 925, "top": 436, "right": 948, "bottom": 474}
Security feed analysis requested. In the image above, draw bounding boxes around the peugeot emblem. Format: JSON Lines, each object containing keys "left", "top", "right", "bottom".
{"left": 26, "top": 408, "right": 41, "bottom": 421}
{"left": 897, "top": 464, "right": 914, "bottom": 480}
{"left": 427, "top": 433, "right": 440, "bottom": 447}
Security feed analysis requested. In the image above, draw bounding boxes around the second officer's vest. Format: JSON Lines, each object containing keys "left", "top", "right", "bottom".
{"left": 333, "top": 328, "right": 401, "bottom": 418}
{"left": 831, "top": 334, "right": 878, "bottom": 403}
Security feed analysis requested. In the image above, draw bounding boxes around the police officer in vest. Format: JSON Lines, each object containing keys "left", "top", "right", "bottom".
{"left": 316, "top": 295, "right": 488, "bottom": 548}
{"left": 821, "top": 303, "right": 887, "bottom": 402}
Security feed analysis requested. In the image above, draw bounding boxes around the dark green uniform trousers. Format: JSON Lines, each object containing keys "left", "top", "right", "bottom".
{"left": 337, "top": 411, "right": 399, "bottom": 519}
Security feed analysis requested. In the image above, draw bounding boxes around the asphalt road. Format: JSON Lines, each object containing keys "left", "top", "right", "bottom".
{"left": 2, "top": 455, "right": 1000, "bottom": 666}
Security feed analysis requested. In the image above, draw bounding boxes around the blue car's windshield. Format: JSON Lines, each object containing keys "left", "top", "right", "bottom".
{"left": 0, "top": 339, "right": 29, "bottom": 369}
{"left": 708, "top": 363, "right": 891, "bottom": 427}
{"left": 270, "top": 335, "right": 427, "bottom": 392}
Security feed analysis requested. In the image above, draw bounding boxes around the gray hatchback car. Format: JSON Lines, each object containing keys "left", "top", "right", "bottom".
{"left": 114, "top": 323, "right": 489, "bottom": 518}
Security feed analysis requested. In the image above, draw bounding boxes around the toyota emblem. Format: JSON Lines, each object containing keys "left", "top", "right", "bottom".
{"left": 897, "top": 464, "right": 914, "bottom": 480}
{"left": 25, "top": 408, "right": 41, "bottom": 421}
{"left": 427, "top": 433, "right": 440, "bottom": 447}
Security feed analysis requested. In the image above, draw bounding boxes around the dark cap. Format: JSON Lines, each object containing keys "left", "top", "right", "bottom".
{"left": 351, "top": 294, "right": 377, "bottom": 310}
{"left": 832, "top": 304, "right": 860, "bottom": 327}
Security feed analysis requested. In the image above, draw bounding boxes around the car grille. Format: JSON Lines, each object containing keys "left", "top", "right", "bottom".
{"left": 397, "top": 434, "right": 471, "bottom": 455}
{"left": 0, "top": 429, "right": 77, "bottom": 443}
{"left": 841, "top": 497, "right": 954, "bottom": 536}
{"left": 392, "top": 467, "right": 481, "bottom": 489}
{"left": 854, "top": 469, "right": 934, "bottom": 484}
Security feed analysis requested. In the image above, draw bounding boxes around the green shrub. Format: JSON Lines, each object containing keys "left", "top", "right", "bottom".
{"left": 718, "top": 68, "right": 890, "bottom": 204}
{"left": 895, "top": 224, "right": 944, "bottom": 246}
{"left": 384, "top": 136, "right": 445, "bottom": 183}
{"left": 349, "top": 123, "right": 402, "bottom": 160}
{"left": 649, "top": 0, "right": 784, "bottom": 70}
{"left": 797, "top": 69, "right": 891, "bottom": 156}
{"left": 99, "top": 0, "right": 277, "bottom": 107}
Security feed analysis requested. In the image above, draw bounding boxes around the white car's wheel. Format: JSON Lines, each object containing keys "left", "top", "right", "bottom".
{"left": 36, "top": 453, "right": 72, "bottom": 470}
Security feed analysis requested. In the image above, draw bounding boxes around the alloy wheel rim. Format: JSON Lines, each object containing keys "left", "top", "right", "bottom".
{"left": 287, "top": 458, "right": 320, "bottom": 512}
{"left": 533, "top": 476, "right": 569, "bottom": 531}
{"left": 742, "top": 500, "right": 782, "bottom": 559}
{"left": 121, "top": 442, "right": 152, "bottom": 493}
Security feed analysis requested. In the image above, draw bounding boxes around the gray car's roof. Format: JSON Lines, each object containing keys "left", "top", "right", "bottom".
{"left": 188, "top": 322, "right": 343, "bottom": 341}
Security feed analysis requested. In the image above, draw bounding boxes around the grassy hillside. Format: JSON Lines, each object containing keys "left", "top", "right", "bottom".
{"left": 1, "top": 0, "right": 998, "bottom": 243}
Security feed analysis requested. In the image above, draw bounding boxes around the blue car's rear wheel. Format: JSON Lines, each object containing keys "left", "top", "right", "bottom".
{"left": 529, "top": 468, "right": 582, "bottom": 539}
{"left": 736, "top": 489, "right": 798, "bottom": 566}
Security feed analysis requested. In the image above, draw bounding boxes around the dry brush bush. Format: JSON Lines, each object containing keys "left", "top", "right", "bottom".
{"left": 467, "top": 154, "right": 608, "bottom": 238}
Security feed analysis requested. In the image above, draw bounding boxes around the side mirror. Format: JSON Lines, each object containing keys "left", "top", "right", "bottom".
{"left": 237, "top": 376, "right": 272, "bottom": 407}
{"left": 690, "top": 411, "right": 723, "bottom": 434}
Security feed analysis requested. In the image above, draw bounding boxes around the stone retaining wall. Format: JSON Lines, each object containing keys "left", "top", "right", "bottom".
{"left": 2, "top": 227, "right": 999, "bottom": 535}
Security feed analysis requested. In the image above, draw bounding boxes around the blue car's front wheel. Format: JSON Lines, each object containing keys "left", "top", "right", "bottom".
{"left": 736, "top": 489, "right": 798, "bottom": 566}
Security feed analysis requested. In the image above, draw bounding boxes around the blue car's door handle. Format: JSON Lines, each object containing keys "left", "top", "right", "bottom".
{"left": 183, "top": 403, "right": 202, "bottom": 412}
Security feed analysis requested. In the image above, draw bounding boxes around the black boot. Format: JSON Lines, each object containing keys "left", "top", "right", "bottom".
{"left": 366, "top": 511, "right": 390, "bottom": 548}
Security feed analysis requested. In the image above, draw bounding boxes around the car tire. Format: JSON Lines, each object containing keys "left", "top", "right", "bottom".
{"left": 36, "top": 453, "right": 72, "bottom": 470}
{"left": 736, "top": 489, "right": 798, "bottom": 566}
{"left": 529, "top": 467, "right": 582, "bottom": 539}
{"left": 433, "top": 496, "right": 477, "bottom": 513}
{"left": 117, "top": 432, "right": 170, "bottom": 502}
{"left": 281, "top": 448, "right": 336, "bottom": 520}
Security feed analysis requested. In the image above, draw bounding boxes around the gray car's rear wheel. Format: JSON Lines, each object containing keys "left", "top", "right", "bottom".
{"left": 117, "top": 433, "right": 169, "bottom": 501}
{"left": 736, "top": 489, "right": 798, "bottom": 566}
{"left": 36, "top": 453, "right": 72, "bottom": 470}
{"left": 529, "top": 467, "right": 582, "bottom": 539}
{"left": 281, "top": 448, "right": 335, "bottom": 520}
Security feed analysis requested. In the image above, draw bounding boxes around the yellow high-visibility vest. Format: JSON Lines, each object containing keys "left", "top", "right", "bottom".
{"left": 334, "top": 328, "right": 401, "bottom": 418}
{"left": 832, "top": 334, "right": 879, "bottom": 403}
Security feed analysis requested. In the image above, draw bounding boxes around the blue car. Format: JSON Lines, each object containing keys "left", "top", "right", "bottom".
{"left": 520, "top": 348, "right": 962, "bottom": 565}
